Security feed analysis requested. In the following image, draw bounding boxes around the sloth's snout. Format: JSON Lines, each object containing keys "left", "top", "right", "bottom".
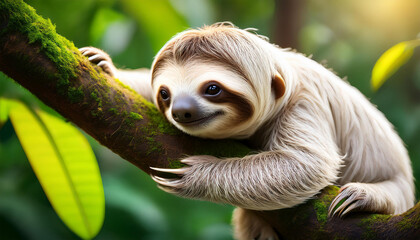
{"left": 171, "top": 95, "right": 200, "bottom": 123}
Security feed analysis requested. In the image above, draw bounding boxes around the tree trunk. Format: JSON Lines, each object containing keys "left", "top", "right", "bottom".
{"left": 0, "top": 1, "right": 419, "bottom": 239}
{"left": 272, "top": 0, "right": 305, "bottom": 49}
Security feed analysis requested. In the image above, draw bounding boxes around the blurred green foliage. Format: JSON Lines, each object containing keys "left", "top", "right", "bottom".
{"left": 1, "top": 0, "right": 419, "bottom": 239}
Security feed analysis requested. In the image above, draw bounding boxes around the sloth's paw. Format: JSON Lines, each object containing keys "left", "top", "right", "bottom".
{"left": 79, "top": 47, "right": 117, "bottom": 77}
{"left": 150, "top": 155, "right": 221, "bottom": 199}
{"left": 328, "top": 183, "right": 370, "bottom": 217}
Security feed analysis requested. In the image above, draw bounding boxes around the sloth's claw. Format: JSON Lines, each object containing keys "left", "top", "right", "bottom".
{"left": 79, "top": 48, "right": 98, "bottom": 57}
{"left": 88, "top": 54, "right": 104, "bottom": 62}
{"left": 150, "top": 166, "right": 189, "bottom": 175}
{"left": 180, "top": 158, "right": 196, "bottom": 165}
{"left": 328, "top": 193, "right": 347, "bottom": 216}
{"left": 329, "top": 184, "right": 367, "bottom": 218}
{"left": 331, "top": 196, "right": 356, "bottom": 217}
{"left": 341, "top": 201, "right": 362, "bottom": 216}
{"left": 79, "top": 46, "right": 116, "bottom": 76}
{"left": 150, "top": 165, "right": 190, "bottom": 194}
{"left": 78, "top": 47, "right": 90, "bottom": 54}
{"left": 150, "top": 175, "right": 183, "bottom": 188}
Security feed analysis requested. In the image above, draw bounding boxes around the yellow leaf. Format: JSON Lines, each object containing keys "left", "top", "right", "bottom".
{"left": 371, "top": 39, "right": 420, "bottom": 91}
{"left": 9, "top": 102, "right": 104, "bottom": 239}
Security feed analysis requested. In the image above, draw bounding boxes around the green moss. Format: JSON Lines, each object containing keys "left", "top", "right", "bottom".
{"left": 67, "top": 86, "right": 83, "bottom": 103}
{"left": 0, "top": 0, "right": 80, "bottom": 100}
{"left": 121, "top": 111, "right": 143, "bottom": 127}
{"left": 129, "top": 112, "right": 143, "bottom": 120}
{"left": 108, "top": 108, "right": 118, "bottom": 115}
{"left": 359, "top": 214, "right": 391, "bottom": 239}
{"left": 123, "top": 117, "right": 134, "bottom": 127}
{"left": 396, "top": 207, "right": 419, "bottom": 232}
{"left": 359, "top": 212, "right": 420, "bottom": 239}
{"left": 88, "top": 66, "right": 103, "bottom": 83}
{"left": 325, "top": 185, "right": 340, "bottom": 196}
{"left": 114, "top": 78, "right": 139, "bottom": 95}
{"left": 87, "top": 89, "right": 105, "bottom": 118}
{"left": 90, "top": 90, "right": 102, "bottom": 107}
{"left": 90, "top": 91, "right": 99, "bottom": 101}
{"left": 143, "top": 100, "right": 181, "bottom": 136}
{"left": 309, "top": 186, "right": 339, "bottom": 229}
{"left": 332, "top": 236, "right": 349, "bottom": 240}
{"left": 313, "top": 198, "right": 328, "bottom": 225}
{"left": 168, "top": 158, "right": 185, "bottom": 169}
{"left": 90, "top": 110, "right": 99, "bottom": 117}
{"left": 145, "top": 136, "right": 163, "bottom": 155}
{"left": 106, "top": 74, "right": 180, "bottom": 136}
{"left": 327, "top": 187, "right": 345, "bottom": 215}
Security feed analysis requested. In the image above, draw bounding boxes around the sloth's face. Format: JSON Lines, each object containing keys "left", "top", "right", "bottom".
{"left": 152, "top": 62, "right": 258, "bottom": 139}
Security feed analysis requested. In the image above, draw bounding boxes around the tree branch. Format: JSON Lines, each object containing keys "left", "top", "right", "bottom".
{"left": 0, "top": 1, "right": 418, "bottom": 238}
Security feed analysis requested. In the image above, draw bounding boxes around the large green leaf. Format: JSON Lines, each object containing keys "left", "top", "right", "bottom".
{"left": 8, "top": 101, "right": 104, "bottom": 239}
{"left": 371, "top": 39, "right": 420, "bottom": 91}
{"left": 121, "top": 0, "right": 188, "bottom": 52}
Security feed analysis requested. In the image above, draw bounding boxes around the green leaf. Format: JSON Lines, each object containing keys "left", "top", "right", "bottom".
{"left": 0, "top": 98, "right": 10, "bottom": 128}
{"left": 371, "top": 39, "right": 420, "bottom": 91}
{"left": 9, "top": 102, "right": 104, "bottom": 240}
{"left": 121, "top": 0, "right": 188, "bottom": 52}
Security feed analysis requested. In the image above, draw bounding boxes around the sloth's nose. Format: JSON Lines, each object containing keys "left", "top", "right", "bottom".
{"left": 171, "top": 95, "right": 200, "bottom": 123}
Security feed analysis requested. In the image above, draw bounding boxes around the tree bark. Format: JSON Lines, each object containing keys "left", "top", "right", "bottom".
{"left": 0, "top": 1, "right": 419, "bottom": 239}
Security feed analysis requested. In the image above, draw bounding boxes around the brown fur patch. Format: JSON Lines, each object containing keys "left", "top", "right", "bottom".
{"left": 156, "top": 85, "right": 171, "bottom": 113}
{"left": 199, "top": 81, "right": 254, "bottom": 124}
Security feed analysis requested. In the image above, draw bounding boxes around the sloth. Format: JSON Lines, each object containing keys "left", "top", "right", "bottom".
{"left": 80, "top": 23, "right": 414, "bottom": 240}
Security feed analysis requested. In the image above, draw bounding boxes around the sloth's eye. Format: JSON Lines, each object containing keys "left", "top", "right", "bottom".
{"left": 160, "top": 89, "right": 170, "bottom": 100}
{"left": 205, "top": 85, "right": 221, "bottom": 96}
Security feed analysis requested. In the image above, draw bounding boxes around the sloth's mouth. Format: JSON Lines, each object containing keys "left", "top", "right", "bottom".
{"left": 180, "top": 111, "right": 223, "bottom": 127}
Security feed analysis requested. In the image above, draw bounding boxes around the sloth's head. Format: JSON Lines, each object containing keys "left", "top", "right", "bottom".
{"left": 151, "top": 23, "right": 286, "bottom": 139}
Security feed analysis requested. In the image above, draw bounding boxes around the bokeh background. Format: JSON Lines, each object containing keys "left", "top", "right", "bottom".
{"left": 1, "top": 0, "right": 419, "bottom": 239}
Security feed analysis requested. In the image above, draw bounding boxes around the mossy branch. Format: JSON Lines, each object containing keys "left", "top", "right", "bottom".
{"left": 0, "top": 1, "right": 418, "bottom": 239}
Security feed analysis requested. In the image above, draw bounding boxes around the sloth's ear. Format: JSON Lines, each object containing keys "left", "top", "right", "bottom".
{"left": 272, "top": 73, "right": 286, "bottom": 99}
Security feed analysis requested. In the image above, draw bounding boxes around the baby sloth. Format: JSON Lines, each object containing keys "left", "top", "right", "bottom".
{"left": 81, "top": 23, "right": 414, "bottom": 240}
